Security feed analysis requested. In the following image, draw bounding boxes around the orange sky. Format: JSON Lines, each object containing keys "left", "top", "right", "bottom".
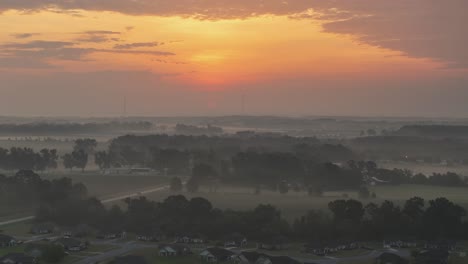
{"left": 0, "top": 1, "right": 467, "bottom": 117}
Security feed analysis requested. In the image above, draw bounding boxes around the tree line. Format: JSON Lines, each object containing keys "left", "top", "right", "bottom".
{"left": 35, "top": 190, "right": 468, "bottom": 243}
{"left": 0, "top": 170, "right": 87, "bottom": 207}
{"left": 0, "top": 121, "right": 153, "bottom": 135}
{"left": 0, "top": 147, "right": 58, "bottom": 171}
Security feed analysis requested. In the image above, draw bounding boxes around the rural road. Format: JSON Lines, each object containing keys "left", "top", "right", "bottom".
{"left": 0, "top": 184, "right": 171, "bottom": 227}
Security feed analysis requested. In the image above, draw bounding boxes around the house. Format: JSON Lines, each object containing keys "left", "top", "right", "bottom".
{"left": 54, "top": 237, "right": 86, "bottom": 252}
{"left": 199, "top": 247, "right": 235, "bottom": 262}
{"left": 304, "top": 240, "right": 359, "bottom": 256}
{"left": 256, "top": 255, "right": 301, "bottom": 264}
{"left": 109, "top": 255, "right": 148, "bottom": 264}
{"left": 383, "top": 239, "right": 417, "bottom": 249}
{"left": 0, "top": 253, "right": 35, "bottom": 264}
{"left": 424, "top": 240, "right": 456, "bottom": 251}
{"left": 414, "top": 249, "right": 449, "bottom": 264}
{"left": 176, "top": 235, "right": 205, "bottom": 244}
{"left": 158, "top": 244, "right": 192, "bottom": 257}
{"left": 375, "top": 252, "right": 409, "bottom": 264}
{"left": 0, "top": 234, "right": 16, "bottom": 248}
{"left": 137, "top": 232, "right": 164, "bottom": 242}
{"left": 223, "top": 233, "right": 247, "bottom": 248}
{"left": 30, "top": 223, "right": 54, "bottom": 235}
{"left": 61, "top": 224, "right": 91, "bottom": 238}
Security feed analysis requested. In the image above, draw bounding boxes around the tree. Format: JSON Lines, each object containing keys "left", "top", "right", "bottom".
{"left": 74, "top": 138, "right": 98, "bottom": 155}
{"left": 63, "top": 153, "right": 74, "bottom": 171}
{"left": 95, "top": 151, "right": 112, "bottom": 170}
{"left": 170, "top": 177, "right": 183, "bottom": 192}
{"left": 72, "top": 150, "right": 88, "bottom": 172}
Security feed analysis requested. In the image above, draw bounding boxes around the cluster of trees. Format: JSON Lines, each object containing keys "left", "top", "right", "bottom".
{"left": 107, "top": 135, "right": 340, "bottom": 163}
{"left": 0, "top": 170, "right": 87, "bottom": 207}
{"left": 0, "top": 121, "right": 153, "bottom": 135}
{"left": 0, "top": 147, "right": 58, "bottom": 171}
{"left": 295, "top": 197, "right": 467, "bottom": 241}
{"left": 36, "top": 190, "right": 468, "bottom": 243}
{"left": 62, "top": 139, "right": 97, "bottom": 172}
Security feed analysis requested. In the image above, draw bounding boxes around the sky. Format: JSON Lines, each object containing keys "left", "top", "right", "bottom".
{"left": 0, "top": 1, "right": 467, "bottom": 117}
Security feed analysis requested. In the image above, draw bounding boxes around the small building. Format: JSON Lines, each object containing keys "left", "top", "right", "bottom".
{"left": 136, "top": 232, "right": 164, "bottom": 242}
{"left": 199, "top": 247, "right": 235, "bottom": 262}
{"left": 0, "top": 234, "right": 16, "bottom": 248}
{"left": 424, "top": 240, "right": 456, "bottom": 251}
{"left": 383, "top": 239, "right": 417, "bottom": 249}
{"left": 54, "top": 237, "right": 86, "bottom": 252}
{"left": 0, "top": 253, "right": 36, "bottom": 264}
{"left": 176, "top": 235, "right": 205, "bottom": 244}
{"left": 158, "top": 244, "right": 192, "bottom": 257}
{"left": 109, "top": 255, "right": 148, "bottom": 264}
{"left": 30, "top": 223, "right": 55, "bottom": 235}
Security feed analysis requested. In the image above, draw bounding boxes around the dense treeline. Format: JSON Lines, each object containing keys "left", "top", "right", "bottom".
{"left": 0, "top": 147, "right": 58, "bottom": 171}
{"left": 108, "top": 134, "right": 344, "bottom": 161}
{"left": 36, "top": 192, "right": 468, "bottom": 242}
{"left": 0, "top": 121, "right": 153, "bottom": 135}
{"left": 0, "top": 170, "right": 87, "bottom": 207}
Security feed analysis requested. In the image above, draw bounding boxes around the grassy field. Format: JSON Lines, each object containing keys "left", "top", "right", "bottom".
{"left": 140, "top": 184, "right": 468, "bottom": 220}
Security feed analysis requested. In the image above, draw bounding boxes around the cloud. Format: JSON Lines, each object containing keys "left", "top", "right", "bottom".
{"left": 1, "top": 40, "right": 74, "bottom": 49}
{"left": 10, "top": 33, "right": 40, "bottom": 39}
{"left": 1, "top": 1, "right": 466, "bottom": 68}
{"left": 308, "top": 0, "right": 468, "bottom": 68}
{"left": 114, "top": 42, "right": 161, "bottom": 49}
{"left": 75, "top": 30, "right": 122, "bottom": 43}
{"left": 0, "top": 40, "right": 175, "bottom": 68}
